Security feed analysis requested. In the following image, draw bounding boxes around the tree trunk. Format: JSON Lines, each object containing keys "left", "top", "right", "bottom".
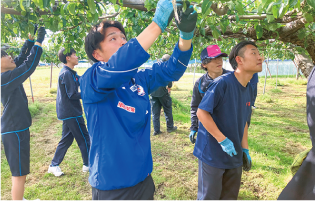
{"left": 294, "top": 53, "right": 314, "bottom": 78}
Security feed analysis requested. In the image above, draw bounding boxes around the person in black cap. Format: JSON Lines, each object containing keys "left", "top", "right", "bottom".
{"left": 189, "top": 45, "right": 231, "bottom": 143}
{"left": 150, "top": 54, "right": 177, "bottom": 135}
{"left": 48, "top": 48, "right": 90, "bottom": 177}
{"left": 193, "top": 40, "right": 263, "bottom": 199}
{"left": 1, "top": 27, "right": 46, "bottom": 200}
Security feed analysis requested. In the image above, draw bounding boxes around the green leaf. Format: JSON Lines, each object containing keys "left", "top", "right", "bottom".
{"left": 29, "top": 14, "right": 38, "bottom": 22}
{"left": 220, "top": 22, "right": 227, "bottom": 34}
{"left": 87, "top": 0, "right": 97, "bottom": 14}
{"left": 257, "top": 3, "right": 264, "bottom": 14}
{"left": 288, "top": 0, "right": 298, "bottom": 7}
{"left": 110, "top": 0, "right": 116, "bottom": 4}
{"left": 263, "top": 0, "right": 273, "bottom": 9}
{"left": 43, "top": 0, "right": 50, "bottom": 8}
{"left": 256, "top": 25, "right": 263, "bottom": 39}
{"left": 235, "top": 13, "right": 239, "bottom": 23}
{"left": 235, "top": 1, "right": 244, "bottom": 15}
{"left": 201, "top": 0, "right": 212, "bottom": 16}
{"left": 210, "top": 25, "right": 220, "bottom": 39}
{"left": 298, "top": 30, "right": 305, "bottom": 39}
{"left": 63, "top": 3, "right": 69, "bottom": 15}
{"left": 278, "top": 3, "right": 286, "bottom": 18}
{"left": 307, "top": 0, "right": 315, "bottom": 9}
{"left": 25, "top": 0, "right": 31, "bottom": 9}
{"left": 20, "top": 0, "right": 25, "bottom": 11}
{"left": 200, "top": 28, "right": 205, "bottom": 36}
{"left": 268, "top": 23, "right": 278, "bottom": 31}
{"left": 304, "top": 13, "right": 314, "bottom": 23}
{"left": 272, "top": 5, "right": 279, "bottom": 18}
{"left": 68, "top": 3, "right": 76, "bottom": 15}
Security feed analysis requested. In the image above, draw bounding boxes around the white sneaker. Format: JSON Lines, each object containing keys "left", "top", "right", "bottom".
{"left": 48, "top": 165, "right": 64, "bottom": 177}
{"left": 82, "top": 165, "right": 89, "bottom": 172}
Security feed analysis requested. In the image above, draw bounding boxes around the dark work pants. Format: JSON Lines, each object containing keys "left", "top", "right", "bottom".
{"left": 92, "top": 175, "right": 155, "bottom": 200}
{"left": 51, "top": 116, "right": 90, "bottom": 166}
{"left": 197, "top": 160, "right": 243, "bottom": 200}
{"left": 150, "top": 93, "right": 174, "bottom": 132}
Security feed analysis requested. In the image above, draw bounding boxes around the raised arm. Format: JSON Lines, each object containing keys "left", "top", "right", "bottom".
{"left": 14, "top": 27, "right": 45, "bottom": 66}
{"left": 1, "top": 45, "right": 43, "bottom": 93}
{"left": 1, "top": 27, "right": 46, "bottom": 92}
{"left": 14, "top": 38, "right": 34, "bottom": 67}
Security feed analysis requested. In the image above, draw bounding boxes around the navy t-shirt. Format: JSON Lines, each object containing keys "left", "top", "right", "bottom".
{"left": 193, "top": 72, "right": 253, "bottom": 169}
{"left": 250, "top": 73, "right": 259, "bottom": 84}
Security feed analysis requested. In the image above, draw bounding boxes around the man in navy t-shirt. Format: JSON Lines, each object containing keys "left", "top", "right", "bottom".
{"left": 193, "top": 41, "right": 263, "bottom": 199}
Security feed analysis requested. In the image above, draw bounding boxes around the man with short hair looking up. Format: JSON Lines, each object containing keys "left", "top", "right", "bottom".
{"left": 194, "top": 41, "right": 263, "bottom": 200}
{"left": 80, "top": 0, "right": 197, "bottom": 199}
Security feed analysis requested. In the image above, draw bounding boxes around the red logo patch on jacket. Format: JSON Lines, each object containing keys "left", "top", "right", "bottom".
{"left": 246, "top": 102, "right": 251, "bottom": 106}
{"left": 137, "top": 85, "right": 146, "bottom": 96}
{"left": 117, "top": 101, "right": 135, "bottom": 113}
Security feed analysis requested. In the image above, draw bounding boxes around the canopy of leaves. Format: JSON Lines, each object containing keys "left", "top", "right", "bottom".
{"left": 1, "top": 0, "right": 314, "bottom": 64}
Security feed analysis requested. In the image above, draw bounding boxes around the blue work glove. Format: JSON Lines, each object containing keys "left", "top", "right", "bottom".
{"left": 153, "top": 0, "right": 183, "bottom": 32}
{"left": 36, "top": 27, "right": 46, "bottom": 43}
{"left": 175, "top": 1, "right": 197, "bottom": 40}
{"left": 189, "top": 130, "right": 197, "bottom": 144}
{"left": 219, "top": 137, "right": 237, "bottom": 157}
{"left": 242, "top": 148, "right": 252, "bottom": 171}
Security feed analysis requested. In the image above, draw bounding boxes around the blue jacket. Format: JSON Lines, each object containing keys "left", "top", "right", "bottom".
{"left": 80, "top": 38, "right": 193, "bottom": 190}
{"left": 1, "top": 40, "right": 42, "bottom": 134}
{"left": 56, "top": 65, "right": 82, "bottom": 120}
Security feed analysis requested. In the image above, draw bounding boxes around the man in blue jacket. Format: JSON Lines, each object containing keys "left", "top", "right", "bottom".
{"left": 1, "top": 27, "right": 46, "bottom": 200}
{"left": 80, "top": 0, "right": 197, "bottom": 199}
{"left": 194, "top": 41, "right": 263, "bottom": 199}
{"left": 48, "top": 48, "right": 90, "bottom": 176}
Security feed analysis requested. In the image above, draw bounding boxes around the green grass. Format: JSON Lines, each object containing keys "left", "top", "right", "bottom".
{"left": 1, "top": 68, "right": 312, "bottom": 200}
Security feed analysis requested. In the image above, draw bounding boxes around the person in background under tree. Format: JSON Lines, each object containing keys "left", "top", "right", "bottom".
{"left": 150, "top": 54, "right": 177, "bottom": 135}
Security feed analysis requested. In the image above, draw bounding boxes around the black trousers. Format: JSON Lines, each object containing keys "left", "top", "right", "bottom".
{"left": 51, "top": 116, "right": 90, "bottom": 166}
{"left": 92, "top": 175, "right": 155, "bottom": 200}
{"left": 150, "top": 93, "right": 174, "bottom": 132}
{"left": 197, "top": 160, "right": 243, "bottom": 200}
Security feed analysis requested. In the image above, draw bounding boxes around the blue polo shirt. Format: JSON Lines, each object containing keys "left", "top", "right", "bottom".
{"left": 193, "top": 72, "right": 253, "bottom": 169}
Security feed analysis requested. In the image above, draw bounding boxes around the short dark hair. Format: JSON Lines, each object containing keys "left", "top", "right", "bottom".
{"left": 229, "top": 41, "right": 257, "bottom": 70}
{"left": 58, "top": 48, "right": 76, "bottom": 64}
{"left": 1, "top": 50, "right": 8, "bottom": 58}
{"left": 201, "top": 58, "right": 212, "bottom": 71}
{"left": 85, "top": 20, "right": 126, "bottom": 63}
